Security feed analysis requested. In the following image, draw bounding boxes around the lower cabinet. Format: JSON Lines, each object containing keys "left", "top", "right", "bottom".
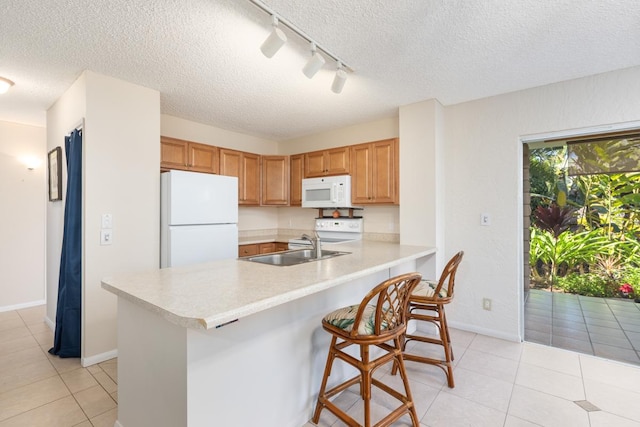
{"left": 238, "top": 242, "right": 290, "bottom": 258}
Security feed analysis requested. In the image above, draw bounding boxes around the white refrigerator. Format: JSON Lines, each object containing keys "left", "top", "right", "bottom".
{"left": 161, "top": 170, "right": 239, "bottom": 268}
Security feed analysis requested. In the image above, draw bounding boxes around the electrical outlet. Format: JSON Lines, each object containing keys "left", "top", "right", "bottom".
{"left": 483, "top": 298, "right": 492, "bottom": 311}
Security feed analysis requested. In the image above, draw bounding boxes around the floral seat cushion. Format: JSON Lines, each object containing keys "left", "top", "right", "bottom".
{"left": 324, "top": 304, "right": 391, "bottom": 336}
{"left": 411, "top": 280, "right": 448, "bottom": 299}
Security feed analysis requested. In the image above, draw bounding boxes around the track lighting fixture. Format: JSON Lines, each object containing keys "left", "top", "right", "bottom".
{"left": 249, "top": 0, "right": 353, "bottom": 94}
{"left": 260, "top": 15, "right": 287, "bottom": 58}
{"left": 302, "top": 43, "right": 325, "bottom": 79}
{"left": 0, "top": 77, "right": 14, "bottom": 94}
{"left": 331, "top": 62, "right": 347, "bottom": 94}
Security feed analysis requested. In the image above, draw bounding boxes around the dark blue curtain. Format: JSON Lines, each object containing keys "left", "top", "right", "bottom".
{"left": 49, "top": 129, "right": 82, "bottom": 358}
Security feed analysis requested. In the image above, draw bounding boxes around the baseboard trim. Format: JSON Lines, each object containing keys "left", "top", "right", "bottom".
{"left": 114, "top": 420, "right": 124, "bottom": 427}
{"left": 447, "top": 320, "right": 522, "bottom": 343}
{"left": 0, "top": 299, "right": 46, "bottom": 313}
{"left": 44, "top": 316, "right": 55, "bottom": 331}
{"left": 82, "top": 349, "right": 118, "bottom": 367}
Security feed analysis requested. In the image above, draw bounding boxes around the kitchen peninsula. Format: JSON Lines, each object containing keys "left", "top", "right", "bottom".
{"left": 102, "top": 240, "right": 435, "bottom": 427}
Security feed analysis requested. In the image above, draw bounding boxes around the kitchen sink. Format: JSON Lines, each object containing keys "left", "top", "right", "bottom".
{"left": 242, "top": 249, "right": 349, "bottom": 266}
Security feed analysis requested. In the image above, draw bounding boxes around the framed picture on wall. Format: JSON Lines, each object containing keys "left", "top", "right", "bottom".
{"left": 48, "top": 146, "right": 62, "bottom": 201}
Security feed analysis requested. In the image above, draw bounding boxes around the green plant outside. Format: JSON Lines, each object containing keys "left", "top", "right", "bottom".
{"left": 529, "top": 145, "right": 640, "bottom": 298}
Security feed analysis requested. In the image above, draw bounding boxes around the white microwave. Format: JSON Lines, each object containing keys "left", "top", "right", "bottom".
{"left": 301, "top": 175, "right": 354, "bottom": 208}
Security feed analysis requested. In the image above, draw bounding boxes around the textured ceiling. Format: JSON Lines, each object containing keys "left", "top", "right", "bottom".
{"left": 1, "top": 0, "right": 639, "bottom": 140}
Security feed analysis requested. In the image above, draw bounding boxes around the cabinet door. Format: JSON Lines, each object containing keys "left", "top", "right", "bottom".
{"left": 262, "top": 156, "right": 289, "bottom": 206}
{"left": 371, "top": 139, "right": 398, "bottom": 204}
{"left": 219, "top": 149, "right": 242, "bottom": 178}
{"left": 350, "top": 143, "right": 373, "bottom": 204}
{"left": 189, "top": 143, "right": 219, "bottom": 174}
{"left": 325, "top": 147, "right": 350, "bottom": 176}
{"left": 304, "top": 150, "right": 326, "bottom": 177}
{"left": 350, "top": 139, "right": 399, "bottom": 205}
{"left": 259, "top": 242, "right": 277, "bottom": 254}
{"left": 238, "top": 244, "right": 259, "bottom": 257}
{"left": 289, "top": 154, "right": 304, "bottom": 206}
{"left": 275, "top": 242, "right": 290, "bottom": 252}
{"left": 219, "top": 148, "right": 242, "bottom": 201}
{"left": 160, "top": 137, "right": 189, "bottom": 170}
{"left": 241, "top": 152, "right": 261, "bottom": 206}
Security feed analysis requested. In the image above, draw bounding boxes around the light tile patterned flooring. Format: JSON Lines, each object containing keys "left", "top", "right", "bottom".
{"left": 0, "top": 305, "right": 117, "bottom": 426}
{"left": 4, "top": 304, "right": 640, "bottom": 426}
{"left": 525, "top": 289, "right": 640, "bottom": 365}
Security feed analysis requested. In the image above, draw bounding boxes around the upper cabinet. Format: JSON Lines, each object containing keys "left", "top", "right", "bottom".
{"left": 160, "top": 136, "right": 219, "bottom": 174}
{"left": 219, "top": 148, "right": 260, "bottom": 206}
{"left": 262, "top": 155, "right": 289, "bottom": 206}
{"left": 289, "top": 154, "right": 304, "bottom": 206}
{"left": 350, "top": 138, "right": 399, "bottom": 205}
{"left": 160, "top": 137, "right": 399, "bottom": 207}
{"left": 304, "top": 147, "right": 350, "bottom": 178}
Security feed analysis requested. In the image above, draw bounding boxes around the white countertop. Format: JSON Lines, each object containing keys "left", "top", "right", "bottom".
{"left": 101, "top": 240, "right": 435, "bottom": 330}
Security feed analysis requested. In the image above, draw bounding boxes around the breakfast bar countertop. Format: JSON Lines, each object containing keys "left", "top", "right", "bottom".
{"left": 101, "top": 240, "right": 435, "bottom": 331}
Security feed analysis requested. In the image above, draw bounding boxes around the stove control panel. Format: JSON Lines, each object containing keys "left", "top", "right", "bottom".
{"left": 315, "top": 218, "right": 363, "bottom": 233}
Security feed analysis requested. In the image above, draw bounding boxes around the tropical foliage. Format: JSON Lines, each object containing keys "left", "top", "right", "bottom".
{"left": 529, "top": 143, "right": 640, "bottom": 298}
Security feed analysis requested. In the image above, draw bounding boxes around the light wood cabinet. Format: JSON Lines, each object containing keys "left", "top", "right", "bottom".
{"left": 160, "top": 136, "right": 219, "bottom": 174}
{"left": 238, "top": 243, "right": 259, "bottom": 257}
{"left": 261, "top": 156, "right": 289, "bottom": 206}
{"left": 219, "top": 148, "right": 261, "bottom": 206}
{"left": 238, "top": 242, "right": 290, "bottom": 257}
{"left": 275, "top": 242, "right": 290, "bottom": 252}
{"left": 350, "top": 138, "right": 399, "bottom": 205}
{"left": 304, "top": 147, "right": 350, "bottom": 177}
{"left": 289, "top": 154, "right": 304, "bottom": 206}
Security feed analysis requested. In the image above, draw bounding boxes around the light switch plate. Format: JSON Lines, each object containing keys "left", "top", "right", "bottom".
{"left": 100, "top": 229, "right": 113, "bottom": 245}
{"left": 480, "top": 213, "right": 491, "bottom": 226}
{"left": 101, "top": 213, "right": 113, "bottom": 229}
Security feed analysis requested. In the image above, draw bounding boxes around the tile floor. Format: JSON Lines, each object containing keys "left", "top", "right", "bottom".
{"left": 4, "top": 304, "right": 640, "bottom": 426}
{"left": 525, "top": 289, "right": 640, "bottom": 365}
{"left": 0, "top": 305, "right": 117, "bottom": 426}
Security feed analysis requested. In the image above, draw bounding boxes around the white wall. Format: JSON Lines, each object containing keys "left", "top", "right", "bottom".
{"left": 0, "top": 121, "right": 46, "bottom": 310}
{"left": 280, "top": 116, "right": 398, "bottom": 154}
{"left": 161, "top": 114, "right": 278, "bottom": 154}
{"left": 398, "top": 100, "right": 445, "bottom": 278}
{"left": 47, "top": 71, "right": 160, "bottom": 365}
{"left": 443, "top": 66, "right": 640, "bottom": 341}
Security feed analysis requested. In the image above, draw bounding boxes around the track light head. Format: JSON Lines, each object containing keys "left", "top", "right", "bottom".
{"left": 331, "top": 62, "right": 347, "bottom": 94}
{"left": 302, "top": 43, "right": 325, "bottom": 79}
{"left": 260, "top": 16, "right": 287, "bottom": 58}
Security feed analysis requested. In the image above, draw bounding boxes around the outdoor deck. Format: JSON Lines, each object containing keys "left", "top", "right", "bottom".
{"left": 525, "top": 289, "right": 640, "bottom": 365}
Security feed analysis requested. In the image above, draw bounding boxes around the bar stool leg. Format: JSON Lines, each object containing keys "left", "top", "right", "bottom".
{"left": 393, "top": 336, "right": 420, "bottom": 426}
{"left": 312, "top": 336, "right": 338, "bottom": 424}
{"left": 361, "top": 345, "right": 371, "bottom": 427}
{"left": 437, "top": 306, "right": 454, "bottom": 388}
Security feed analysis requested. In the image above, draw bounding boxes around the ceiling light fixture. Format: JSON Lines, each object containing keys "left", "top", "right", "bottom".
{"left": 302, "top": 43, "right": 325, "bottom": 79}
{"left": 331, "top": 62, "right": 347, "bottom": 94}
{"left": 249, "top": 0, "right": 353, "bottom": 93}
{"left": 0, "top": 77, "right": 15, "bottom": 94}
{"left": 260, "top": 15, "right": 287, "bottom": 58}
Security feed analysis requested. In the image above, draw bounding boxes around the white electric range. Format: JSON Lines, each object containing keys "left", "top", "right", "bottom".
{"left": 289, "top": 218, "right": 363, "bottom": 248}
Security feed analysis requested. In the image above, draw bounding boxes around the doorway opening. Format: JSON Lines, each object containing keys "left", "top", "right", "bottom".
{"left": 523, "top": 130, "right": 640, "bottom": 365}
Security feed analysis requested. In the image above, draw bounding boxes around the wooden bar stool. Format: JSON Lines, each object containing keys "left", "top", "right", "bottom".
{"left": 397, "top": 251, "right": 464, "bottom": 388}
{"left": 312, "top": 272, "right": 422, "bottom": 427}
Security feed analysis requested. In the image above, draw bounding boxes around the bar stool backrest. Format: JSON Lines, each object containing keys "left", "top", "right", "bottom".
{"left": 349, "top": 272, "right": 422, "bottom": 339}
{"left": 433, "top": 251, "right": 464, "bottom": 300}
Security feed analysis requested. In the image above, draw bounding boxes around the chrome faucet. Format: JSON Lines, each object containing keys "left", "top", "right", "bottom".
{"left": 300, "top": 231, "right": 322, "bottom": 259}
